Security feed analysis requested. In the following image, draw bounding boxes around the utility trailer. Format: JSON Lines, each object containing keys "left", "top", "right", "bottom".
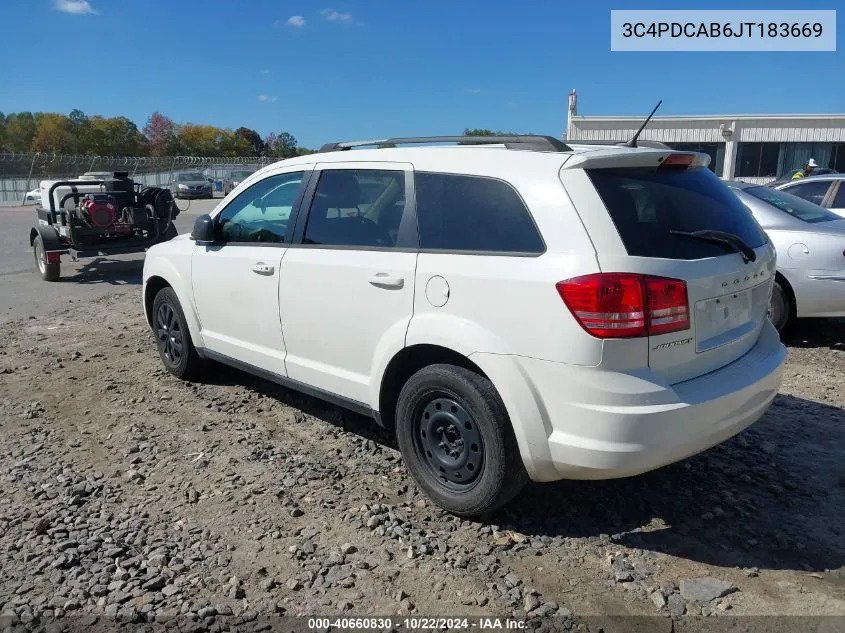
{"left": 29, "top": 172, "right": 180, "bottom": 281}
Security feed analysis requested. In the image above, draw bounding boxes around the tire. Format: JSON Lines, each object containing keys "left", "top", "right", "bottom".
{"left": 159, "top": 223, "right": 178, "bottom": 242}
{"left": 395, "top": 364, "right": 528, "bottom": 516}
{"left": 769, "top": 280, "right": 791, "bottom": 333}
{"left": 151, "top": 287, "right": 203, "bottom": 380}
{"left": 33, "top": 235, "right": 60, "bottom": 282}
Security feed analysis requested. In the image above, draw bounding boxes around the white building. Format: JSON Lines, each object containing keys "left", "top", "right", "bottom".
{"left": 565, "top": 90, "right": 845, "bottom": 184}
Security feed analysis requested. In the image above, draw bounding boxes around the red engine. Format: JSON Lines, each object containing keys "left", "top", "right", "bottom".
{"left": 81, "top": 195, "right": 132, "bottom": 234}
{"left": 81, "top": 196, "right": 117, "bottom": 228}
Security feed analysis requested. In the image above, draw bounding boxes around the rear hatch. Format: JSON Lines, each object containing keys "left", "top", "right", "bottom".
{"left": 560, "top": 150, "right": 776, "bottom": 384}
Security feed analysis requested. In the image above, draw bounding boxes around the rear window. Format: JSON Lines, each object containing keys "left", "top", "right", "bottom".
{"left": 587, "top": 166, "right": 768, "bottom": 260}
{"left": 743, "top": 185, "right": 840, "bottom": 223}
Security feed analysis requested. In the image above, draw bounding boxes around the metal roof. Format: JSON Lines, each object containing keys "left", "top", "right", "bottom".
{"left": 571, "top": 113, "right": 845, "bottom": 122}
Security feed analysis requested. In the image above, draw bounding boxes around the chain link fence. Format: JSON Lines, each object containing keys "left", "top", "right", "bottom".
{"left": 0, "top": 153, "right": 279, "bottom": 205}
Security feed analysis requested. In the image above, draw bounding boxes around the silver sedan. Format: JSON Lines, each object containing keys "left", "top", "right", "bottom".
{"left": 727, "top": 181, "right": 845, "bottom": 332}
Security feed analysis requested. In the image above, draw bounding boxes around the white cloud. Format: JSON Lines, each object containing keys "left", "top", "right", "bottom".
{"left": 54, "top": 0, "right": 97, "bottom": 14}
{"left": 321, "top": 8, "right": 352, "bottom": 22}
{"left": 286, "top": 15, "right": 306, "bottom": 27}
{"left": 257, "top": 95, "right": 278, "bottom": 103}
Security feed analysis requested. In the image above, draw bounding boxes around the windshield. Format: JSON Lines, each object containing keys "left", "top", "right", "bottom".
{"left": 744, "top": 185, "right": 840, "bottom": 223}
{"left": 179, "top": 172, "right": 205, "bottom": 181}
{"left": 586, "top": 166, "right": 768, "bottom": 260}
{"left": 231, "top": 171, "right": 253, "bottom": 179}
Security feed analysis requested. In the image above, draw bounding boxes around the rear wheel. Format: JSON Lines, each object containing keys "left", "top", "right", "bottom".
{"left": 152, "top": 287, "right": 203, "bottom": 380}
{"left": 395, "top": 364, "right": 528, "bottom": 516}
{"left": 769, "top": 280, "right": 791, "bottom": 333}
{"left": 33, "top": 236, "right": 60, "bottom": 282}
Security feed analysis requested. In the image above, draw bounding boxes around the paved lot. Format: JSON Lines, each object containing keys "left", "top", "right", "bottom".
{"left": 0, "top": 199, "right": 219, "bottom": 323}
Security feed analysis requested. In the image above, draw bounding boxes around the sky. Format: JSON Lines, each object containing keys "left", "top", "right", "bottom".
{"left": 0, "top": 0, "right": 842, "bottom": 149}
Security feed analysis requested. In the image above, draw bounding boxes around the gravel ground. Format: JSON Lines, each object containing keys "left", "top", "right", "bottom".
{"left": 0, "top": 289, "right": 843, "bottom": 632}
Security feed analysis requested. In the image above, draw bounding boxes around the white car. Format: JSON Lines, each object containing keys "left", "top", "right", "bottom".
{"left": 142, "top": 135, "right": 786, "bottom": 516}
{"left": 728, "top": 181, "right": 845, "bottom": 331}
{"left": 774, "top": 174, "right": 845, "bottom": 218}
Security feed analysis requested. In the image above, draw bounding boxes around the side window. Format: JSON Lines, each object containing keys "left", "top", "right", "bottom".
{"left": 831, "top": 183, "right": 845, "bottom": 209}
{"left": 415, "top": 172, "right": 544, "bottom": 254}
{"left": 303, "top": 169, "right": 407, "bottom": 248}
{"left": 784, "top": 180, "right": 832, "bottom": 207}
{"left": 216, "top": 171, "right": 306, "bottom": 243}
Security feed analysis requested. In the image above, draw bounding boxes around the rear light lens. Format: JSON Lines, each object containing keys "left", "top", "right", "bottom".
{"left": 659, "top": 153, "right": 695, "bottom": 170}
{"left": 556, "top": 273, "right": 689, "bottom": 339}
{"left": 45, "top": 252, "right": 61, "bottom": 264}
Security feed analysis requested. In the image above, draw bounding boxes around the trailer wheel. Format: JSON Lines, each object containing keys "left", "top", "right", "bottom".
{"left": 33, "top": 236, "right": 60, "bottom": 282}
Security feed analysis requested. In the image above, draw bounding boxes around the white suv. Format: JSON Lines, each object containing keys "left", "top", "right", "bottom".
{"left": 142, "top": 135, "right": 787, "bottom": 516}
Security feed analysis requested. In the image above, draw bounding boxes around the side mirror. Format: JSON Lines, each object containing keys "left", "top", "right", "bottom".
{"left": 191, "top": 214, "right": 215, "bottom": 245}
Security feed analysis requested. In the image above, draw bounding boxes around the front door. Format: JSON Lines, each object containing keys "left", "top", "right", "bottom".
{"left": 278, "top": 162, "right": 417, "bottom": 404}
{"left": 190, "top": 166, "right": 312, "bottom": 375}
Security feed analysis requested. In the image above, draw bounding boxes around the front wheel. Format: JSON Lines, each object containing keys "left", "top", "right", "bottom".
{"left": 769, "top": 280, "right": 792, "bottom": 333}
{"left": 152, "top": 287, "right": 203, "bottom": 380}
{"left": 33, "top": 235, "right": 60, "bottom": 282}
{"left": 395, "top": 364, "right": 528, "bottom": 516}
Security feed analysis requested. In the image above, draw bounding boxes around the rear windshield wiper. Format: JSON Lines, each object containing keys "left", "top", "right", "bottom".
{"left": 669, "top": 229, "right": 757, "bottom": 263}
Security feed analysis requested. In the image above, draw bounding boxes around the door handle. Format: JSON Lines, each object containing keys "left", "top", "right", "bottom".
{"left": 251, "top": 262, "right": 274, "bottom": 275}
{"left": 368, "top": 272, "right": 404, "bottom": 289}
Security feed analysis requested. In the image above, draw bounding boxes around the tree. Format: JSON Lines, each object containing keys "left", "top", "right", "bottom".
{"left": 4, "top": 112, "right": 36, "bottom": 152}
{"left": 68, "top": 109, "right": 91, "bottom": 154}
{"left": 0, "top": 112, "right": 6, "bottom": 151}
{"left": 460, "top": 128, "right": 522, "bottom": 144}
{"left": 219, "top": 130, "right": 252, "bottom": 157}
{"left": 32, "top": 113, "right": 75, "bottom": 153}
{"left": 264, "top": 131, "right": 298, "bottom": 158}
{"left": 177, "top": 124, "right": 221, "bottom": 155}
{"left": 143, "top": 112, "right": 176, "bottom": 156}
{"left": 235, "top": 127, "right": 265, "bottom": 155}
{"left": 89, "top": 116, "right": 149, "bottom": 155}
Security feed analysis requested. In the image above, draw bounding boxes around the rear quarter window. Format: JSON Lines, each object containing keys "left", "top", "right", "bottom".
{"left": 414, "top": 172, "right": 544, "bottom": 254}
{"left": 586, "top": 166, "right": 768, "bottom": 260}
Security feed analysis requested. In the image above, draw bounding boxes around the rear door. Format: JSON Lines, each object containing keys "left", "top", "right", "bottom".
{"left": 561, "top": 152, "right": 776, "bottom": 384}
{"left": 277, "top": 162, "right": 417, "bottom": 405}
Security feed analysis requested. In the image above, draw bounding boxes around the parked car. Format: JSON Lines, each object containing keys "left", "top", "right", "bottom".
{"left": 25, "top": 188, "right": 41, "bottom": 204}
{"left": 774, "top": 174, "right": 845, "bottom": 218}
{"left": 765, "top": 168, "right": 838, "bottom": 188}
{"left": 222, "top": 169, "right": 256, "bottom": 195}
{"left": 143, "top": 135, "right": 786, "bottom": 516}
{"left": 727, "top": 181, "right": 845, "bottom": 331}
{"left": 169, "top": 172, "right": 214, "bottom": 200}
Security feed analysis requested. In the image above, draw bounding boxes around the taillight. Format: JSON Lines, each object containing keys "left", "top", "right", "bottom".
{"left": 556, "top": 273, "right": 689, "bottom": 339}
{"left": 659, "top": 153, "right": 695, "bottom": 170}
{"left": 45, "top": 252, "right": 61, "bottom": 264}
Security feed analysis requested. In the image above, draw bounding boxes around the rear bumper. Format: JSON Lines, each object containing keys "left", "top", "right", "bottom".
{"left": 473, "top": 321, "right": 786, "bottom": 482}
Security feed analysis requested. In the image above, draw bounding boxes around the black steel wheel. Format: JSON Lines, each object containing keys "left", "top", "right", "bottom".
{"left": 396, "top": 364, "right": 528, "bottom": 516}
{"left": 151, "top": 287, "right": 203, "bottom": 380}
{"left": 416, "top": 397, "right": 484, "bottom": 490}
{"left": 33, "top": 235, "right": 60, "bottom": 282}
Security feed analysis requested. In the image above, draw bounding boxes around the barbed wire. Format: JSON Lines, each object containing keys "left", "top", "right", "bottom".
{"left": 0, "top": 153, "right": 279, "bottom": 204}
{"left": 0, "top": 152, "right": 274, "bottom": 170}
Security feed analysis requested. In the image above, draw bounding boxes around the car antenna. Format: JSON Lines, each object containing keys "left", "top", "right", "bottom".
{"left": 620, "top": 100, "right": 663, "bottom": 148}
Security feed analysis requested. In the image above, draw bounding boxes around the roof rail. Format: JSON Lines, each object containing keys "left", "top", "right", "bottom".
{"left": 318, "top": 135, "right": 572, "bottom": 153}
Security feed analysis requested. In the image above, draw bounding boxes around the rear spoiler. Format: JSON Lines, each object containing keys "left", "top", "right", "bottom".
{"left": 560, "top": 149, "right": 711, "bottom": 171}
